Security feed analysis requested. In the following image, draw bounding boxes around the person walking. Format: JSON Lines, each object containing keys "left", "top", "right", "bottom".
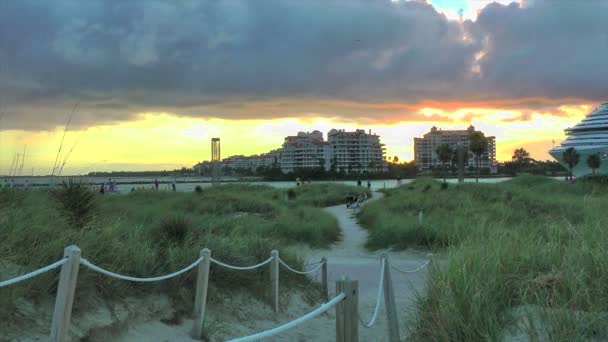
{"left": 171, "top": 181, "right": 176, "bottom": 192}
{"left": 357, "top": 179, "right": 362, "bottom": 187}
{"left": 99, "top": 183, "right": 105, "bottom": 194}
{"left": 367, "top": 180, "right": 371, "bottom": 190}
{"left": 154, "top": 178, "right": 159, "bottom": 190}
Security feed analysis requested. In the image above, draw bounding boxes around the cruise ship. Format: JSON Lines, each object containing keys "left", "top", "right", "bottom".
{"left": 549, "top": 102, "right": 608, "bottom": 177}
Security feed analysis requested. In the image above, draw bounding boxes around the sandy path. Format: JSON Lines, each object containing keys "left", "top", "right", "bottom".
{"left": 291, "top": 191, "right": 432, "bottom": 341}
{"left": 101, "top": 191, "right": 431, "bottom": 342}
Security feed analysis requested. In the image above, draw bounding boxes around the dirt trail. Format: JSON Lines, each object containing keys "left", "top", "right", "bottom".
{"left": 88, "top": 191, "right": 431, "bottom": 341}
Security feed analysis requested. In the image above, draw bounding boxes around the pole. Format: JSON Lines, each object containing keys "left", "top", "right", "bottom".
{"left": 336, "top": 278, "right": 358, "bottom": 342}
{"left": 321, "top": 257, "right": 329, "bottom": 301}
{"left": 50, "top": 245, "right": 81, "bottom": 342}
{"left": 192, "top": 248, "right": 211, "bottom": 339}
{"left": 383, "top": 254, "right": 400, "bottom": 342}
{"left": 270, "top": 250, "right": 279, "bottom": 312}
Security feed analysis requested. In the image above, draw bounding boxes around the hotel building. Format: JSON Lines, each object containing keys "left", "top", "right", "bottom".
{"left": 414, "top": 125, "right": 497, "bottom": 172}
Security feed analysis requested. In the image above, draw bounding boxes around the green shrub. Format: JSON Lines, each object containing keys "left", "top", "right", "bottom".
{"left": 154, "top": 215, "right": 192, "bottom": 244}
{"left": 51, "top": 177, "right": 97, "bottom": 228}
{"left": 194, "top": 185, "right": 203, "bottom": 193}
{"left": 287, "top": 188, "right": 296, "bottom": 200}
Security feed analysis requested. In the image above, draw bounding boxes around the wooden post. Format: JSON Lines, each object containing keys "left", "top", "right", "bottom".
{"left": 50, "top": 245, "right": 81, "bottom": 342}
{"left": 270, "top": 249, "right": 279, "bottom": 312}
{"left": 191, "top": 248, "right": 211, "bottom": 340}
{"left": 321, "top": 257, "right": 329, "bottom": 302}
{"left": 382, "top": 254, "right": 400, "bottom": 342}
{"left": 336, "top": 278, "right": 358, "bottom": 342}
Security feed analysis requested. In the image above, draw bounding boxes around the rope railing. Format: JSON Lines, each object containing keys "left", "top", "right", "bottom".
{"left": 358, "top": 257, "right": 385, "bottom": 328}
{"left": 391, "top": 260, "right": 431, "bottom": 274}
{"left": 279, "top": 258, "right": 324, "bottom": 275}
{"left": 226, "top": 292, "right": 346, "bottom": 342}
{"left": 209, "top": 256, "right": 273, "bottom": 271}
{"left": 4, "top": 244, "right": 426, "bottom": 342}
{"left": 0, "top": 258, "right": 67, "bottom": 287}
{"left": 79, "top": 257, "right": 204, "bottom": 282}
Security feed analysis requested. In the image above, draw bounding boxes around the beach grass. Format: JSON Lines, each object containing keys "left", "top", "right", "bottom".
{"left": 0, "top": 182, "right": 354, "bottom": 326}
{"left": 358, "top": 175, "right": 608, "bottom": 340}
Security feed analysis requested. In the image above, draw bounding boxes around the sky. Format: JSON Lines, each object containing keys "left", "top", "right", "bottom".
{"left": 1, "top": 0, "right": 606, "bottom": 175}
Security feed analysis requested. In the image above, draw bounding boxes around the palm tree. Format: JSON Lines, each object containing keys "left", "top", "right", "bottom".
{"left": 468, "top": 131, "right": 488, "bottom": 183}
{"left": 563, "top": 147, "right": 580, "bottom": 181}
{"left": 587, "top": 153, "right": 601, "bottom": 175}
{"left": 435, "top": 143, "right": 453, "bottom": 182}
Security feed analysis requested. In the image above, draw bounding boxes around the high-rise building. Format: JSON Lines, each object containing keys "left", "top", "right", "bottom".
{"left": 211, "top": 138, "right": 221, "bottom": 185}
{"left": 327, "top": 129, "right": 387, "bottom": 174}
{"left": 414, "top": 125, "right": 497, "bottom": 172}
{"left": 195, "top": 129, "right": 388, "bottom": 175}
{"left": 279, "top": 131, "right": 331, "bottom": 173}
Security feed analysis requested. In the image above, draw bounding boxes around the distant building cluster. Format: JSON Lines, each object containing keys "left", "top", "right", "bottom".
{"left": 194, "top": 129, "right": 387, "bottom": 175}
{"left": 414, "top": 125, "right": 497, "bottom": 172}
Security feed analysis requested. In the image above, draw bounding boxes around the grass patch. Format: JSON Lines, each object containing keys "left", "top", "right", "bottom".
{"left": 358, "top": 175, "right": 608, "bottom": 340}
{"left": 0, "top": 183, "right": 357, "bottom": 326}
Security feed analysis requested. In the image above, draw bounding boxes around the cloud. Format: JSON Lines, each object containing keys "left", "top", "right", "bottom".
{"left": 0, "top": 0, "right": 606, "bottom": 131}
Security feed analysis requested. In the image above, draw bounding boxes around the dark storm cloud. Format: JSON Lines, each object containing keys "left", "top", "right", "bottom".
{"left": 0, "top": 0, "right": 606, "bottom": 130}
{"left": 476, "top": 0, "right": 608, "bottom": 100}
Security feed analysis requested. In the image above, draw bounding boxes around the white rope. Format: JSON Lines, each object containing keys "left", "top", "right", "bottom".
{"left": 358, "top": 258, "right": 385, "bottom": 328}
{"left": 0, "top": 258, "right": 67, "bottom": 287}
{"left": 210, "top": 256, "right": 273, "bottom": 271}
{"left": 278, "top": 258, "right": 324, "bottom": 275}
{"left": 226, "top": 292, "right": 346, "bottom": 342}
{"left": 80, "top": 257, "right": 204, "bottom": 282}
{"left": 391, "top": 260, "right": 431, "bottom": 274}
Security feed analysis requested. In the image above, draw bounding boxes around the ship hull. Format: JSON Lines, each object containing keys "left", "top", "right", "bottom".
{"left": 549, "top": 146, "right": 608, "bottom": 177}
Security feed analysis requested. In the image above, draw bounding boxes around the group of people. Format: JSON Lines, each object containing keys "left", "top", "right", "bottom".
{"left": 100, "top": 178, "right": 178, "bottom": 194}
{"left": 99, "top": 178, "right": 118, "bottom": 194}
{"left": 1, "top": 178, "right": 30, "bottom": 190}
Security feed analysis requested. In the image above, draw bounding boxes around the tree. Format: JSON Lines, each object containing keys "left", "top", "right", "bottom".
{"left": 435, "top": 143, "right": 453, "bottom": 182}
{"left": 468, "top": 131, "right": 488, "bottom": 183}
{"left": 318, "top": 158, "right": 326, "bottom": 172}
{"left": 563, "top": 147, "right": 580, "bottom": 181}
{"left": 393, "top": 156, "right": 399, "bottom": 164}
{"left": 587, "top": 153, "right": 601, "bottom": 175}
{"left": 512, "top": 148, "right": 532, "bottom": 170}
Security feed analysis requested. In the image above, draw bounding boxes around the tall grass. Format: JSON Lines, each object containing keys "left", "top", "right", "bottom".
{"left": 358, "top": 175, "right": 608, "bottom": 340}
{"left": 0, "top": 183, "right": 354, "bottom": 326}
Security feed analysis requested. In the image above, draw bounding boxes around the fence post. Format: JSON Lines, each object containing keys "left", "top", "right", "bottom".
{"left": 382, "top": 254, "right": 400, "bottom": 342}
{"left": 336, "top": 278, "right": 358, "bottom": 342}
{"left": 192, "top": 248, "right": 211, "bottom": 340}
{"left": 321, "top": 257, "right": 329, "bottom": 301}
{"left": 270, "top": 249, "right": 279, "bottom": 312}
{"left": 50, "top": 245, "right": 81, "bottom": 342}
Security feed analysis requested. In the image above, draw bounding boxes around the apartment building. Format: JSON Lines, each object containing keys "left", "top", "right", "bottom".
{"left": 327, "top": 129, "right": 387, "bottom": 173}
{"left": 196, "top": 129, "right": 388, "bottom": 175}
{"left": 276, "top": 131, "right": 330, "bottom": 173}
{"left": 414, "top": 125, "right": 497, "bottom": 172}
